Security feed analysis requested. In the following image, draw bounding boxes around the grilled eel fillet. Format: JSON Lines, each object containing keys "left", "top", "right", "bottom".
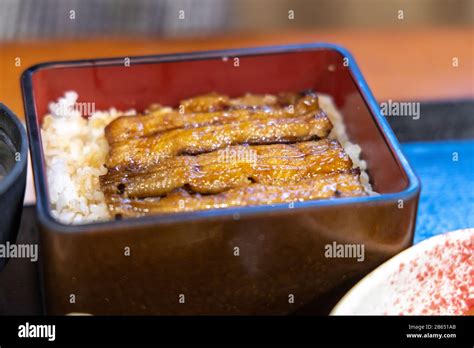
{"left": 179, "top": 92, "right": 306, "bottom": 112}
{"left": 100, "top": 139, "right": 353, "bottom": 198}
{"left": 106, "top": 170, "right": 366, "bottom": 217}
{"left": 105, "top": 111, "right": 333, "bottom": 171}
{"left": 105, "top": 93, "right": 319, "bottom": 144}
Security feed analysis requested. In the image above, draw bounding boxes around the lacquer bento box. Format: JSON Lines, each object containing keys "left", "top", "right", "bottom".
{"left": 21, "top": 43, "right": 420, "bottom": 315}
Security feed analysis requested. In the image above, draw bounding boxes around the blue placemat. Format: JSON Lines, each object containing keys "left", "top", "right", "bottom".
{"left": 402, "top": 140, "right": 474, "bottom": 243}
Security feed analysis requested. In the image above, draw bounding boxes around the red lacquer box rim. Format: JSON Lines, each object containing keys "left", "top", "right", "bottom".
{"left": 21, "top": 43, "right": 421, "bottom": 233}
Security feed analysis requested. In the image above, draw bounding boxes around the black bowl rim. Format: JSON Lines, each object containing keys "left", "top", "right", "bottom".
{"left": 0, "top": 103, "right": 28, "bottom": 196}
{"left": 21, "top": 42, "right": 421, "bottom": 233}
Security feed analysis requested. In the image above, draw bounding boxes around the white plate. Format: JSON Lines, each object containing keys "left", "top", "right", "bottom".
{"left": 331, "top": 229, "right": 473, "bottom": 315}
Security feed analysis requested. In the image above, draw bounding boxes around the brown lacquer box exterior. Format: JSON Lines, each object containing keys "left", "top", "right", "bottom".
{"left": 22, "top": 44, "right": 420, "bottom": 315}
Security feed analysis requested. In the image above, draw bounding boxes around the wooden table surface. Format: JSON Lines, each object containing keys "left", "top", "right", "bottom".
{"left": 0, "top": 27, "right": 472, "bottom": 203}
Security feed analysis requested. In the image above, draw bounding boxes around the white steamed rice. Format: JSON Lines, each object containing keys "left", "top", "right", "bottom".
{"left": 42, "top": 92, "right": 374, "bottom": 224}
{"left": 42, "top": 92, "right": 135, "bottom": 224}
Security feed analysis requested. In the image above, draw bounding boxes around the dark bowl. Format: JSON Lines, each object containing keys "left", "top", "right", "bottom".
{"left": 0, "top": 104, "right": 28, "bottom": 270}
{"left": 22, "top": 43, "right": 420, "bottom": 314}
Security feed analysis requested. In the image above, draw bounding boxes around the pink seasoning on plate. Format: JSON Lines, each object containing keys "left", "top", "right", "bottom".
{"left": 388, "top": 234, "right": 473, "bottom": 315}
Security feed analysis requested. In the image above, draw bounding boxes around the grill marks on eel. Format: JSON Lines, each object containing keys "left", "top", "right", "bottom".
{"left": 100, "top": 92, "right": 367, "bottom": 217}
{"left": 105, "top": 111, "right": 333, "bottom": 172}
{"left": 107, "top": 171, "right": 366, "bottom": 217}
{"left": 100, "top": 139, "right": 353, "bottom": 198}
{"left": 105, "top": 92, "right": 320, "bottom": 145}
